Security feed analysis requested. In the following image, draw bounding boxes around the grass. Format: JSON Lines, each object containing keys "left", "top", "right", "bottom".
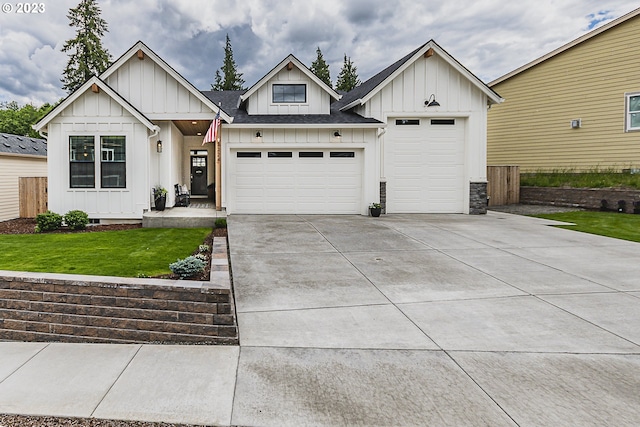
{"left": 532, "top": 211, "right": 640, "bottom": 243}
{"left": 0, "top": 228, "right": 211, "bottom": 277}
{"left": 521, "top": 167, "right": 640, "bottom": 189}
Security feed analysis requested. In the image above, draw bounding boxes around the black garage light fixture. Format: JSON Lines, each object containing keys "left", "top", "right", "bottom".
{"left": 425, "top": 94, "right": 440, "bottom": 107}
{"left": 333, "top": 130, "right": 342, "bottom": 138}
{"left": 156, "top": 140, "right": 162, "bottom": 153}
{"left": 255, "top": 131, "right": 262, "bottom": 138}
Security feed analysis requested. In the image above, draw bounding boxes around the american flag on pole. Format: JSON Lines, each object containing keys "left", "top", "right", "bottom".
{"left": 202, "top": 110, "right": 221, "bottom": 145}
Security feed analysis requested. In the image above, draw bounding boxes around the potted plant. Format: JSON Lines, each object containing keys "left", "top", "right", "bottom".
{"left": 153, "top": 185, "right": 168, "bottom": 211}
{"left": 369, "top": 202, "right": 382, "bottom": 217}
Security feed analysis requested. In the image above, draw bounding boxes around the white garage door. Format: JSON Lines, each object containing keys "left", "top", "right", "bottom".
{"left": 385, "top": 118, "right": 465, "bottom": 213}
{"left": 230, "top": 149, "right": 362, "bottom": 214}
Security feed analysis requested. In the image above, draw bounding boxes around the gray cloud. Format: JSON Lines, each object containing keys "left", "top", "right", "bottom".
{"left": 0, "top": 0, "right": 638, "bottom": 105}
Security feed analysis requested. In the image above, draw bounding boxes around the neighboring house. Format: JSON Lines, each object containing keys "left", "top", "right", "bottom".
{"left": 34, "top": 39, "right": 501, "bottom": 222}
{"left": 487, "top": 7, "right": 640, "bottom": 171}
{"left": 0, "top": 133, "right": 47, "bottom": 222}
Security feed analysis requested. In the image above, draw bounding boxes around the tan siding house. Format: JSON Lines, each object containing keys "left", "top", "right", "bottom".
{"left": 0, "top": 133, "right": 47, "bottom": 222}
{"left": 487, "top": 7, "right": 640, "bottom": 171}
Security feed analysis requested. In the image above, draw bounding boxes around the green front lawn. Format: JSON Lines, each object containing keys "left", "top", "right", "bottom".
{"left": 532, "top": 211, "right": 640, "bottom": 243}
{"left": 0, "top": 228, "right": 211, "bottom": 277}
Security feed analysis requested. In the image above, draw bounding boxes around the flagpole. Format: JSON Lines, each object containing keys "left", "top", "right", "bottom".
{"left": 215, "top": 103, "right": 222, "bottom": 211}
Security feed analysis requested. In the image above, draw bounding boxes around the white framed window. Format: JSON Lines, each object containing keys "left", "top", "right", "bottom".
{"left": 69, "top": 135, "right": 126, "bottom": 189}
{"left": 626, "top": 92, "right": 640, "bottom": 131}
{"left": 272, "top": 84, "right": 306, "bottom": 103}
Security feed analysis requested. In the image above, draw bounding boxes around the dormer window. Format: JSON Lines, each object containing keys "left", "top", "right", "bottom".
{"left": 273, "top": 84, "right": 306, "bottom": 103}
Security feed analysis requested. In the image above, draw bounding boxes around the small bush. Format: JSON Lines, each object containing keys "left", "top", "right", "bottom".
{"left": 169, "top": 256, "right": 206, "bottom": 279}
{"left": 198, "top": 244, "right": 210, "bottom": 253}
{"left": 194, "top": 253, "right": 208, "bottom": 262}
{"left": 215, "top": 218, "right": 227, "bottom": 228}
{"left": 64, "top": 210, "right": 89, "bottom": 230}
{"left": 35, "top": 210, "right": 63, "bottom": 233}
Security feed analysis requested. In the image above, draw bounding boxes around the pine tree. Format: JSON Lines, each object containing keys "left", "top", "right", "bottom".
{"left": 335, "top": 54, "right": 361, "bottom": 92}
{"left": 61, "top": 0, "right": 112, "bottom": 93}
{"left": 211, "top": 34, "right": 246, "bottom": 91}
{"left": 310, "top": 47, "right": 331, "bottom": 88}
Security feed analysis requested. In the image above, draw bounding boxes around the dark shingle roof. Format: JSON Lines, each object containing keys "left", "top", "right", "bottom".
{"left": 336, "top": 43, "right": 427, "bottom": 109}
{"left": 0, "top": 133, "right": 47, "bottom": 156}
{"left": 201, "top": 90, "right": 383, "bottom": 125}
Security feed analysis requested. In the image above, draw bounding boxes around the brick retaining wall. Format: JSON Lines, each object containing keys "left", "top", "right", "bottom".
{"left": 0, "top": 237, "right": 238, "bottom": 344}
{"left": 520, "top": 187, "right": 640, "bottom": 213}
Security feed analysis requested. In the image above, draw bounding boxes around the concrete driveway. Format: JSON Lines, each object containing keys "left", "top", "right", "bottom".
{"left": 229, "top": 212, "right": 640, "bottom": 426}
{"left": 1, "top": 212, "right": 639, "bottom": 426}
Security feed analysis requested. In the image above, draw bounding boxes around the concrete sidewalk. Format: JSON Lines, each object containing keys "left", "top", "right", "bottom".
{"left": 1, "top": 212, "right": 640, "bottom": 426}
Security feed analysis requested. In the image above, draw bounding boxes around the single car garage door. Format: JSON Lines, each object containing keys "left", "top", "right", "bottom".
{"left": 385, "top": 118, "right": 465, "bottom": 213}
{"left": 230, "top": 149, "right": 362, "bottom": 214}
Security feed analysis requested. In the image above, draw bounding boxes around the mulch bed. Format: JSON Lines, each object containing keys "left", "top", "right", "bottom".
{"left": 0, "top": 218, "right": 227, "bottom": 282}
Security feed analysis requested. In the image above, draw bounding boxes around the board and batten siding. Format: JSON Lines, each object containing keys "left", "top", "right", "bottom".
{"left": 246, "top": 66, "right": 331, "bottom": 115}
{"left": 488, "top": 15, "right": 640, "bottom": 171}
{"left": 48, "top": 89, "right": 150, "bottom": 219}
{"left": 361, "top": 52, "right": 490, "bottom": 182}
{"left": 0, "top": 155, "right": 47, "bottom": 222}
{"left": 104, "top": 55, "right": 213, "bottom": 118}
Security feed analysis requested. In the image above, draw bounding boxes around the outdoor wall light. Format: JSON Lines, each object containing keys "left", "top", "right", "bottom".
{"left": 156, "top": 140, "right": 163, "bottom": 153}
{"left": 334, "top": 130, "right": 342, "bottom": 138}
{"left": 425, "top": 94, "right": 440, "bottom": 107}
{"left": 255, "top": 131, "right": 262, "bottom": 138}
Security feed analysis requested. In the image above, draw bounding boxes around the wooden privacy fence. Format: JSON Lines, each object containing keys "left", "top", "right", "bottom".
{"left": 19, "top": 177, "right": 48, "bottom": 218}
{"left": 487, "top": 166, "right": 520, "bottom": 206}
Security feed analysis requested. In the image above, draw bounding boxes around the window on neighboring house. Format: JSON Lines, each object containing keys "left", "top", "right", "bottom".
{"left": 101, "top": 136, "right": 126, "bottom": 188}
{"left": 70, "top": 136, "right": 95, "bottom": 188}
{"left": 273, "top": 84, "right": 306, "bottom": 103}
{"left": 627, "top": 93, "right": 640, "bottom": 131}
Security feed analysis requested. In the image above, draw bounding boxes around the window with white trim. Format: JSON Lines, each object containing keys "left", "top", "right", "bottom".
{"left": 100, "top": 136, "right": 126, "bottom": 188}
{"left": 627, "top": 93, "right": 640, "bottom": 131}
{"left": 69, "top": 135, "right": 126, "bottom": 189}
{"left": 273, "top": 84, "right": 306, "bottom": 103}
{"left": 70, "top": 136, "right": 95, "bottom": 188}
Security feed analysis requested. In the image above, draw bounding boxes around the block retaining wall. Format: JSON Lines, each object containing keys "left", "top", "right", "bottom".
{"left": 0, "top": 237, "right": 238, "bottom": 344}
{"left": 520, "top": 187, "right": 640, "bottom": 213}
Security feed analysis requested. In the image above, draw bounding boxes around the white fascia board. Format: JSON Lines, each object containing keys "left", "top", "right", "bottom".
{"left": 34, "top": 76, "right": 156, "bottom": 132}
{"left": 240, "top": 54, "right": 341, "bottom": 103}
{"left": 227, "top": 123, "right": 385, "bottom": 129}
{"left": 100, "top": 41, "right": 232, "bottom": 123}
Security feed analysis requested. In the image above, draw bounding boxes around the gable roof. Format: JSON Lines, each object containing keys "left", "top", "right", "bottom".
{"left": 34, "top": 76, "right": 158, "bottom": 133}
{"left": 490, "top": 6, "right": 640, "bottom": 86}
{"left": 339, "top": 40, "right": 502, "bottom": 111}
{"left": 202, "top": 90, "right": 383, "bottom": 127}
{"left": 0, "top": 132, "right": 47, "bottom": 157}
{"left": 101, "top": 41, "right": 233, "bottom": 123}
{"left": 239, "top": 54, "right": 341, "bottom": 106}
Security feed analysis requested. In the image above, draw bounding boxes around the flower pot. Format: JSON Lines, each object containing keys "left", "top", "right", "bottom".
{"left": 155, "top": 195, "right": 166, "bottom": 211}
{"left": 370, "top": 207, "right": 382, "bottom": 217}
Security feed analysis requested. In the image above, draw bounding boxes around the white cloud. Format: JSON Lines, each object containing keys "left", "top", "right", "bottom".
{"left": 0, "top": 0, "right": 638, "bottom": 105}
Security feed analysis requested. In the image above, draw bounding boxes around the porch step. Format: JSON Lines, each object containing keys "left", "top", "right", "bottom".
{"left": 142, "top": 206, "right": 226, "bottom": 228}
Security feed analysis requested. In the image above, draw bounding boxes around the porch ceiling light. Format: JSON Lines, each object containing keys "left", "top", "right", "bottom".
{"left": 425, "top": 94, "right": 440, "bottom": 107}
{"left": 156, "top": 140, "right": 163, "bottom": 153}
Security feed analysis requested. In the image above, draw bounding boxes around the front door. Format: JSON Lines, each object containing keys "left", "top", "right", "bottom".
{"left": 191, "top": 156, "right": 208, "bottom": 195}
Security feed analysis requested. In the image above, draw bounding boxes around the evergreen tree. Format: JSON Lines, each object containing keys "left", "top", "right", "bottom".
{"left": 61, "top": 0, "right": 111, "bottom": 93}
{"left": 0, "top": 102, "right": 54, "bottom": 138}
{"left": 211, "top": 34, "right": 246, "bottom": 91}
{"left": 310, "top": 47, "right": 331, "bottom": 88}
{"left": 335, "top": 54, "right": 361, "bottom": 92}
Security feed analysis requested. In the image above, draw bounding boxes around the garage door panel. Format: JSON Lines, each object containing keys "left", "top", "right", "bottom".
{"left": 231, "top": 149, "right": 362, "bottom": 214}
{"left": 386, "top": 118, "right": 465, "bottom": 213}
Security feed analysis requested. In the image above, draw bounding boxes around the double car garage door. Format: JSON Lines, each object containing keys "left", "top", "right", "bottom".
{"left": 230, "top": 149, "right": 362, "bottom": 214}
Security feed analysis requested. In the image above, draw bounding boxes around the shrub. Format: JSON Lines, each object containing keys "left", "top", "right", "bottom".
{"left": 35, "top": 210, "right": 63, "bottom": 233}
{"left": 198, "top": 244, "right": 210, "bottom": 253}
{"left": 169, "top": 256, "right": 205, "bottom": 279}
{"left": 64, "top": 210, "right": 89, "bottom": 230}
{"left": 194, "top": 253, "right": 208, "bottom": 262}
{"left": 215, "top": 218, "right": 227, "bottom": 228}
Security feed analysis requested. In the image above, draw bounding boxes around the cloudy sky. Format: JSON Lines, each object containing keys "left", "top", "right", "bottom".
{"left": 0, "top": 0, "right": 638, "bottom": 106}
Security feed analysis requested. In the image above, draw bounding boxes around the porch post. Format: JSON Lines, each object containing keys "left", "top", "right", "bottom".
{"left": 215, "top": 126, "right": 222, "bottom": 211}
